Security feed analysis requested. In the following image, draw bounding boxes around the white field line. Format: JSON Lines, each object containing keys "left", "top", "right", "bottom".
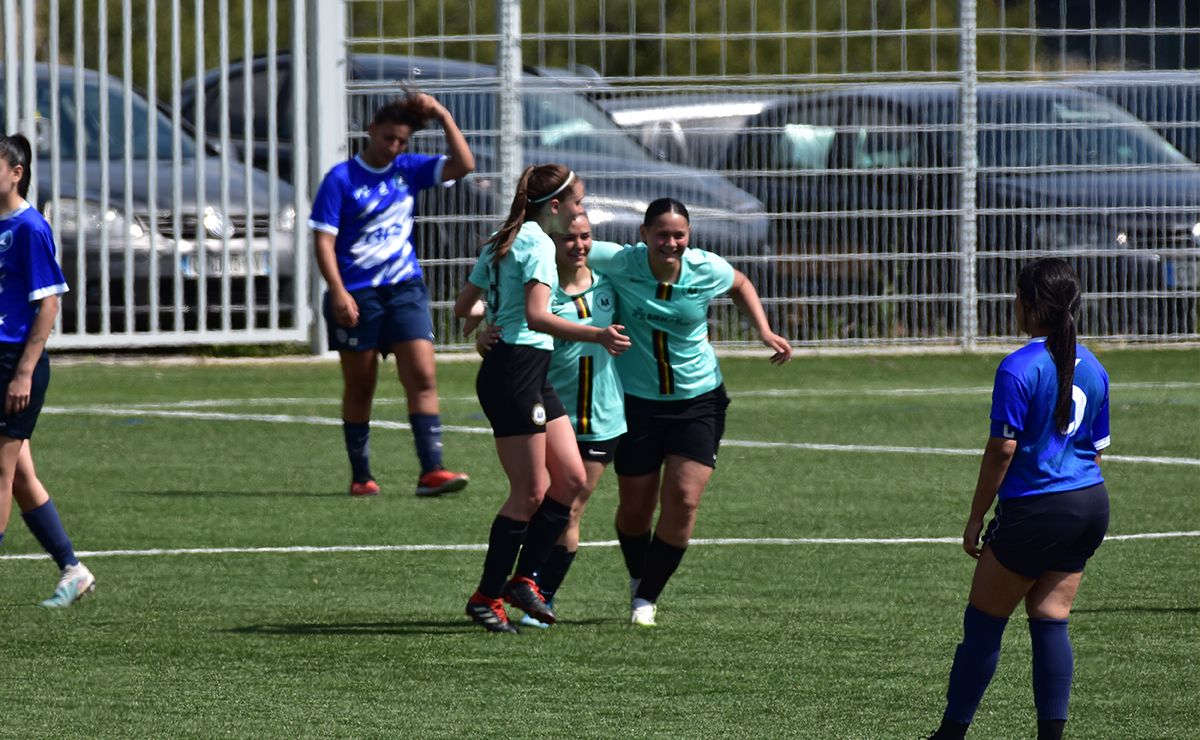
{"left": 1, "top": 531, "right": 1196, "bottom": 562}
{"left": 41, "top": 405, "right": 1200, "bottom": 467}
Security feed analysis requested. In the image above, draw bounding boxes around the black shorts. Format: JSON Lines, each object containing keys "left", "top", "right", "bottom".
{"left": 983, "top": 483, "right": 1110, "bottom": 579}
{"left": 578, "top": 436, "right": 620, "bottom": 464}
{"left": 0, "top": 344, "right": 50, "bottom": 440}
{"left": 614, "top": 385, "right": 729, "bottom": 476}
{"left": 324, "top": 279, "right": 435, "bottom": 356}
{"left": 476, "top": 341, "right": 567, "bottom": 438}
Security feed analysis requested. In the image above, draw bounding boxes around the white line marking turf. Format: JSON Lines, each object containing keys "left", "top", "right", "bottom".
{"left": 41, "top": 405, "right": 1200, "bottom": 467}
{"left": 1, "top": 531, "right": 1196, "bottom": 561}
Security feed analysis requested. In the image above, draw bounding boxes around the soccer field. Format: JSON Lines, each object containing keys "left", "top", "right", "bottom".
{"left": 1, "top": 349, "right": 1197, "bottom": 738}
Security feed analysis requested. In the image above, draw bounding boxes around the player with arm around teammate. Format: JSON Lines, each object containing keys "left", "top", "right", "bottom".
{"left": 0, "top": 134, "right": 95, "bottom": 607}
{"left": 309, "top": 95, "right": 473, "bottom": 498}
{"left": 926, "top": 258, "right": 1111, "bottom": 740}
{"left": 586, "top": 198, "right": 792, "bottom": 627}
{"left": 453, "top": 165, "right": 629, "bottom": 633}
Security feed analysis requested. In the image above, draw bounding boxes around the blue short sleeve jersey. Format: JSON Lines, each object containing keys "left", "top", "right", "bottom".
{"left": 0, "top": 202, "right": 69, "bottom": 344}
{"left": 308, "top": 153, "right": 447, "bottom": 291}
{"left": 989, "top": 338, "right": 1110, "bottom": 499}
{"left": 548, "top": 271, "right": 626, "bottom": 442}
{"left": 468, "top": 221, "right": 557, "bottom": 351}
{"left": 587, "top": 240, "right": 735, "bottom": 400}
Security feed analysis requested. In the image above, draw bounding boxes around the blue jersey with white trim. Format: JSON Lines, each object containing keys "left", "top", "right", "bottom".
{"left": 989, "top": 338, "right": 1109, "bottom": 499}
{"left": 308, "top": 153, "right": 446, "bottom": 291}
{"left": 0, "top": 202, "right": 69, "bottom": 343}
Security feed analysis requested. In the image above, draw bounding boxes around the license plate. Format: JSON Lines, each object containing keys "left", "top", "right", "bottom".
{"left": 1164, "top": 259, "right": 1199, "bottom": 290}
{"left": 182, "top": 253, "right": 268, "bottom": 279}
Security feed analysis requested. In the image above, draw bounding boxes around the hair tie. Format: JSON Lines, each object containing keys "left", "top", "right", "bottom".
{"left": 530, "top": 171, "right": 575, "bottom": 204}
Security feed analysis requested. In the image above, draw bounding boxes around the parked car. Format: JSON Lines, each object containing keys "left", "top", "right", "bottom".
{"left": 1066, "top": 70, "right": 1200, "bottom": 163}
{"left": 713, "top": 83, "right": 1200, "bottom": 337}
{"left": 179, "top": 53, "right": 769, "bottom": 335}
{"left": 0, "top": 64, "right": 298, "bottom": 334}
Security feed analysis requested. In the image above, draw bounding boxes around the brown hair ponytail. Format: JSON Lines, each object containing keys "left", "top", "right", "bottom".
{"left": 483, "top": 163, "right": 573, "bottom": 265}
{"left": 1017, "top": 258, "right": 1082, "bottom": 433}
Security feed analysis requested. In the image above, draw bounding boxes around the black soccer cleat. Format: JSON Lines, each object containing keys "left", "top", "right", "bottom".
{"left": 502, "top": 576, "right": 556, "bottom": 625}
{"left": 465, "top": 592, "right": 519, "bottom": 634}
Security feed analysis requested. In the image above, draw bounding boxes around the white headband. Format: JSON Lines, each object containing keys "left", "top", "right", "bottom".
{"left": 530, "top": 171, "right": 575, "bottom": 204}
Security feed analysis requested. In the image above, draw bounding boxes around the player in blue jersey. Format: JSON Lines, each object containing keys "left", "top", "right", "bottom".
{"left": 927, "top": 258, "right": 1111, "bottom": 740}
{"left": 453, "top": 165, "right": 630, "bottom": 633}
{"left": 310, "top": 95, "right": 474, "bottom": 498}
{"left": 0, "top": 134, "right": 95, "bottom": 607}
{"left": 587, "top": 198, "right": 791, "bottom": 627}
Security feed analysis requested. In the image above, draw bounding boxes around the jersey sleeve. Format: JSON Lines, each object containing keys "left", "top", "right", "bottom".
{"left": 988, "top": 367, "right": 1030, "bottom": 438}
{"left": 586, "top": 240, "right": 627, "bottom": 273}
{"left": 395, "top": 154, "right": 448, "bottom": 193}
{"left": 467, "top": 250, "right": 492, "bottom": 289}
{"left": 26, "top": 225, "right": 69, "bottom": 300}
{"left": 520, "top": 241, "right": 557, "bottom": 287}
{"left": 707, "top": 251, "right": 736, "bottom": 295}
{"left": 307, "top": 167, "right": 345, "bottom": 235}
{"left": 1092, "top": 383, "right": 1111, "bottom": 451}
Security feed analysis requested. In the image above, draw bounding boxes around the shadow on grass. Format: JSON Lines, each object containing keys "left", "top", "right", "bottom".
{"left": 118, "top": 489, "right": 336, "bottom": 499}
{"left": 229, "top": 620, "right": 478, "bottom": 637}
{"left": 1073, "top": 606, "right": 1200, "bottom": 615}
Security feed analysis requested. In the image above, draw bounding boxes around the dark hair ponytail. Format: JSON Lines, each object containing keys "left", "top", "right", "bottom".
{"left": 0, "top": 133, "right": 33, "bottom": 199}
{"left": 484, "top": 163, "right": 573, "bottom": 265}
{"left": 1017, "top": 258, "right": 1082, "bottom": 433}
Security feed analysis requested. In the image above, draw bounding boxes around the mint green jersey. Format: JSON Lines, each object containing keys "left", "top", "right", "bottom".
{"left": 587, "top": 241, "right": 735, "bottom": 400}
{"left": 468, "top": 221, "right": 557, "bottom": 351}
{"left": 548, "top": 271, "right": 627, "bottom": 442}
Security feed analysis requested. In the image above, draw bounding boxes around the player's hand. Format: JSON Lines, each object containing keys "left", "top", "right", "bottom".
{"left": 962, "top": 518, "right": 984, "bottom": 559}
{"left": 331, "top": 289, "right": 359, "bottom": 328}
{"left": 598, "top": 324, "right": 631, "bottom": 356}
{"left": 475, "top": 323, "right": 501, "bottom": 358}
{"left": 6, "top": 373, "right": 32, "bottom": 415}
{"left": 761, "top": 330, "right": 792, "bottom": 365}
{"left": 408, "top": 92, "right": 445, "bottom": 120}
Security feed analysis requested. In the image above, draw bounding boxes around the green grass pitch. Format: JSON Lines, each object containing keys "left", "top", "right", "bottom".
{"left": 1, "top": 348, "right": 1196, "bottom": 738}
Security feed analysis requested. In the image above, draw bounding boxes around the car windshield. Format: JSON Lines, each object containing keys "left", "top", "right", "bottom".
{"left": 978, "top": 95, "right": 1188, "bottom": 169}
{"left": 0, "top": 74, "right": 199, "bottom": 161}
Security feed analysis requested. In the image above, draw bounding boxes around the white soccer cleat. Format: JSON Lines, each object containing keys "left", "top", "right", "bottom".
{"left": 630, "top": 597, "right": 656, "bottom": 628}
{"left": 40, "top": 562, "right": 96, "bottom": 608}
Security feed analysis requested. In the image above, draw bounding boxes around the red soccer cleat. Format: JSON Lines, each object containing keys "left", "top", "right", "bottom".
{"left": 349, "top": 479, "right": 380, "bottom": 497}
{"left": 415, "top": 468, "right": 470, "bottom": 497}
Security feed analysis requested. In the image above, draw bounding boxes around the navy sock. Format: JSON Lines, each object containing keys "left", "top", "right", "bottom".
{"left": 22, "top": 500, "right": 79, "bottom": 569}
{"left": 408, "top": 413, "right": 444, "bottom": 474}
{"left": 1030, "top": 618, "right": 1073, "bottom": 722}
{"left": 0, "top": 532, "right": 5, "bottom": 546}
{"left": 536, "top": 545, "right": 577, "bottom": 603}
{"left": 342, "top": 421, "right": 373, "bottom": 483}
{"left": 634, "top": 535, "right": 686, "bottom": 603}
{"left": 478, "top": 516, "right": 528, "bottom": 599}
{"left": 514, "top": 498, "right": 572, "bottom": 580}
{"left": 944, "top": 604, "right": 1009, "bottom": 724}
{"left": 1037, "top": 719, "right": 1067, "bottom": 740}
{"left": 616, "top": 525, "right": 652, "bottom": 580}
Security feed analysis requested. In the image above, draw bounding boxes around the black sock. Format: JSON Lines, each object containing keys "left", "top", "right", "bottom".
{"left": 634, "top": 535, "right": 686, "bottom": 603}
{"left": 616, "top": 525, "right": 652, "bottom": 580}
{"left": 514, "top": 498, "right": 572, "bottom": 579}
{"left": 342, "top": 421, "right": 372, "bottom": 483}
{"left": 537, "top": 545, "right": 577, "bottom": 602}
{"left": 1037, "top": 719, "right": 1066, "bottom": 740}
{"left": 929, "top": 718, "right": 969, "bottom": 740}
{"left": 477, "top": 516, "right": 528, "bottom": 599}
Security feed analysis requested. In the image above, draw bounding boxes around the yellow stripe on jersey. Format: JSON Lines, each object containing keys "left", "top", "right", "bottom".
{"left": 656, "top": 282, "right": 673, "bottom": 301}
{"left": 573, "top": 296, "right": 591, "bottom": 319}
{"left": 653, "top": 329, "right": 674, "bottom": 395}
{"left": 576, "top": 356, "right": 593, "bottom": 435}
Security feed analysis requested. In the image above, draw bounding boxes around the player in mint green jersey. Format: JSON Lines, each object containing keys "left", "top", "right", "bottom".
{"left": 587, "top": 198, "right": 791, "bottom": 626}
{"left": 454, "top": 165, "right": 630, "bottom": 634}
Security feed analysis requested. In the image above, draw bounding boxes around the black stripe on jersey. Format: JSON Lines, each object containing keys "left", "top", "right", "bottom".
{"left": 576, "top": 356, "right": 593, "bottom": 435}
{"left": 656, "top": 282, "right": 673, "bottom": 301}
{"left": 653, "top": 330, "right": 674, "bottom": 395}
{"left": 573, "top": 296, "right": 591, "bottom": 319}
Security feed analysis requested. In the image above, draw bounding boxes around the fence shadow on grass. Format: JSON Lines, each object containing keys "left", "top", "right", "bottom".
{"left": 228, "top": 620, "right": 478, "bottom": 637}
{"left": 118, "top": 489, "right": 335, "bottom": 499}
{"left": 1072, "top": 606, "right": 1200, "bottom": 615}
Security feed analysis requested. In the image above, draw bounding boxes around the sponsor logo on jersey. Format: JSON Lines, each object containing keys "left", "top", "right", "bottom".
{"left": 0, "top": 230, "right": 12, "bottom": 253}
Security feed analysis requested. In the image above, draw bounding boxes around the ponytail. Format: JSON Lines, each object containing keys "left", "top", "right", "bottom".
{"left": 0, "top": 133, "right": 33, "bottom": 199}
{"left": 1017, "top": 258, "right": 1082, "bottom": 433}
{"left": 483, "top": 163, "right": 573, "bottom": 265}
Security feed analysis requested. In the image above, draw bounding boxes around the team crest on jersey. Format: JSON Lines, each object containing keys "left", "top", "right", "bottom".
{"left": 530, "top": 403, "right": 547, "bottom": 426}
{"left": 686, "top": 286, "right": 700, "bottom": 297}
{"left": 0, "top": 230, "right": 12, "bottom": 253}
{"left": 596, "top": 292, "right": 613, "bottom": 312}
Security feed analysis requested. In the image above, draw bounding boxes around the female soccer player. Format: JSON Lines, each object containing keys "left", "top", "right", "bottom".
{"left": 454, "top": 165, "right": 629, "bottom": 633}
{"left": 927, "top": 258, "right": 1110, "bottom": 740}
{"left": 0, "top": 134, "right": 95, "bottom": 607}
{"left": 587, "top": 198, "right": 791, "bottom": 627}
{"left": 309, "top": 94, "right": 474, "bottom": 497}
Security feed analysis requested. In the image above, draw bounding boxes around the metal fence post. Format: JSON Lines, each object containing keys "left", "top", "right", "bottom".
{"left": 307, "top": 0, "right": 347, "bottom": 354}
{"left": 496, "top": 0, "right": 523, "bottom": 206}
{"left": 958, "top": 0, "right": 979, "bottom": 350}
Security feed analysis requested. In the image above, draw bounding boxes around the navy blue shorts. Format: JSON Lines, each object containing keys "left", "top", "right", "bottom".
{"left": 614, "top": 385, "right": 729, "bottom": 476}
{"left": 476, "top": 341, "right": 567, "bottom": 438}
{"left": 983, "top": 483, "right": 1110, "bottom": 579}
{"left": 324, "top": 279, "right": 434, "bottom": 356}
{"left": 0, "top": 344, "right": 50, "bottom": 440}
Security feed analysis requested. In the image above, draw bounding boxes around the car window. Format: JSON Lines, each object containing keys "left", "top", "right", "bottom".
{"left": 844, "top": 104, "right": 918, "bottom": 170}
{"left": 727, "top": 103, "right": 837, "bottom": 172}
